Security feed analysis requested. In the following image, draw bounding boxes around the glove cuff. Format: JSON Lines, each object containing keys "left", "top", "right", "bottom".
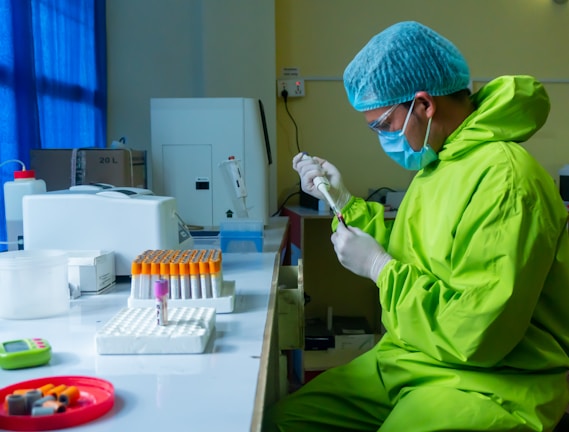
{"left": 369, "top": 252, "right": 392, "bottom": 283}
{"left": 334, "top": 185, "right": 352, "bottom": 211}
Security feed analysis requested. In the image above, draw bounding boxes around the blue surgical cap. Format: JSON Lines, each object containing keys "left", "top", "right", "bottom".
{"left": 344, "top": 21, "right": 470, "bottom": 111}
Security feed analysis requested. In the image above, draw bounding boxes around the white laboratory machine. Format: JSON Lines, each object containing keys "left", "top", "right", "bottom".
{"left": 150, "top": 97, "right": 271, "bottom": 227}
{"left": 22, "top": 188, "right": 192, "bottom": 276}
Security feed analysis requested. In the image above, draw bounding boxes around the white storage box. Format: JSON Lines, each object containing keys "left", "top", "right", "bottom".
{"left": 68, "top": 250, "right": 115, "bottom": 295}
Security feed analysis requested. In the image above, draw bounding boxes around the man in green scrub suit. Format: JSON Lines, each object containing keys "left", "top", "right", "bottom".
{"left": 265, "top": 21, "right": 569, "bottom": 431}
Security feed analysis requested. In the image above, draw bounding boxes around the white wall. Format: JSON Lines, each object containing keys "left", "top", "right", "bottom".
{"left": 106, "top": 0, "right": 277, "bottom": 214}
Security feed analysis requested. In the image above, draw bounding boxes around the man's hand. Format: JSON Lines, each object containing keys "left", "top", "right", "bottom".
{"left": 292, "top": 152, "right": 351, "bottom": 209}
{"left": 331, "top": 223, "right": 392, "bottom": 282}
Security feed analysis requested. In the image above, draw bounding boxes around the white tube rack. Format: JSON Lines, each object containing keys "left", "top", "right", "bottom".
{"left": 96, "top": 306, "right": 216, "bottom": 354}
{"left": 127, "top": 280, "right": 235, "bottom": 313}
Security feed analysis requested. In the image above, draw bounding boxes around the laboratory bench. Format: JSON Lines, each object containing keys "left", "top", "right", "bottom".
{"left": 0, "top": 216, "right": 290, "bottom": 432}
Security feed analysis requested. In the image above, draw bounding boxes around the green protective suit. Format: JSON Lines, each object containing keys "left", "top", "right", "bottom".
{"left": 265, "top": 76, "right": 569, "bottom": 431}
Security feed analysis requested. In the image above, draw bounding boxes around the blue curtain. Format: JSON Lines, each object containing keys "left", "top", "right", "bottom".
{"left": 0, "top": 0, "right": 106, "bottom": 251}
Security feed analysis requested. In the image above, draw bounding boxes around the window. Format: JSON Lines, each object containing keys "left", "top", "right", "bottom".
{"left": 0, "top": 0, "right": 106, "bottom": 250}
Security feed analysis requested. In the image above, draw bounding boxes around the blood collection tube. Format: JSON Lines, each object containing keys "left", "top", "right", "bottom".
{"left": 140, "top": 260, "right": 152, "bottom": 299}
{"left": 160, "top": 258, "right": 169, "bottom": 279}
{"left": 209, "top": 249, "right": 223, "bottom": 298}
{"left": 169, "top": 257, "right": 180, "bottom": 299}
{"left": 130, "top": 258, "right": 142, "bottom": 299}
{"left": 155, "top": 278, "right": 169, "bottom": 326}
{"left": 199, "top": 250, "right": 213, "bottom": 298}
{"left": 179, "top": 256, "right": 190, "bottom": 299}
{"left": 190, "top": 250, "right": 202, "bottom": 299}
{"left": 150, "top": 260, "right": 161, "bottom": 291}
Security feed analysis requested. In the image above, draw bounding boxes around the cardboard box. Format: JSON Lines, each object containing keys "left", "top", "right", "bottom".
{"left": 30, "top": 148, "right": 147, "bottom": 191}
{"left": 333, "top": 316, "right": 375, "bottom": 351}
{"left": 278, "top": 261, "right": 304, "bottom": 350}
{"left": 68, "top": 250, "right": 116, "bottom": 295}
{"left": 302, "top": 333, "right": 382, "bottom": 384}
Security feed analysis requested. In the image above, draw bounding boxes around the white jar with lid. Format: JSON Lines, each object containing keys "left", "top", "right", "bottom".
{"left": 0, "top": 250, "right": 69, "bottom": 319}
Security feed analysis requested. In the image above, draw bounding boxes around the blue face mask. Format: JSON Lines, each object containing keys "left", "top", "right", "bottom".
{"left": 377, "top": 99, "right": 438, "bottom": 171}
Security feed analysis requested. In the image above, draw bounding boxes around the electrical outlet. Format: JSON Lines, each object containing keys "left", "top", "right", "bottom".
{"left": 277, "top": 79, "right": 305, "bottom": 98}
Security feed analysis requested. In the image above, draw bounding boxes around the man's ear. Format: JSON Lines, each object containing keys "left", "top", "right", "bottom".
{"left": 414, "top": 91, "right": 436, "bottom": 118}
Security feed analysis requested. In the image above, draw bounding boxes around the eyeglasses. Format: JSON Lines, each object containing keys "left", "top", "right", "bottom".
{"left": 368, "top": 104, "right": 400, "bottom": 133}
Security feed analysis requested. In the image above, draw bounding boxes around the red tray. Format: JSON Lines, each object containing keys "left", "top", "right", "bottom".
{"left": 0, "top": 375, "right": 114, "bottom": 431}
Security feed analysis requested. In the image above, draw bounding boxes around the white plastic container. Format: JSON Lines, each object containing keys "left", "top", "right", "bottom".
{"left": 0, "top": 250, "right": 69, "bottom": 319}
{"left": 3, "top": 169, "right": 46, "bottom": 251}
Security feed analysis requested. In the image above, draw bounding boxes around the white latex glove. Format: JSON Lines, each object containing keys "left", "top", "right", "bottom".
{"left": 331, "top": 222, "right": 392, "bottom": 282}
{"left": 292, "top": 152, "right": 352, "bottom": 210}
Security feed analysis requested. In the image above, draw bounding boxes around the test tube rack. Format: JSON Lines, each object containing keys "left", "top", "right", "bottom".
{"left": 128, "top": 280, "right": 235, "bottom": 313}
{"left": 128, "top": 248, "right": 235, "bottom": 313}
{"left": 96, "top": 306, "right": 216, "bottom": 354}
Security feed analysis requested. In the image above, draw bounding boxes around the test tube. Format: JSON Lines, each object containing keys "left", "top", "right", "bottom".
{"left": 130, "top": 258, "right": 142, "bottom": 299}
{"left": 190, "top": 250, "right": 202, "bottom": 299}
{"left": 155, "top": 278, "right": 169, "bottom": 326}
{"left": 209, "top": 249, "right": 223, "bottom": 298}
{"left": 199, "top": 250, "right": 213, "bottom": 298}
{"left": 160, "top": 258, "right": 169, "bottom": 280}
{"left": 169, "top": 257, "right": 180, "bottom": 300}
{"left": 140, "top": 260, "right": 152, "bottom": 299}
{"left": 150, "top": 260, "right": 161, "bottom": 290}
{"left": 179, "top": 256, "right": 190, "bottom": 299}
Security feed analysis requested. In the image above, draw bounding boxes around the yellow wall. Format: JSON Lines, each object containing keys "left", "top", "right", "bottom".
{"left": 275, "top": 0, "right": 569, "bottom": 205}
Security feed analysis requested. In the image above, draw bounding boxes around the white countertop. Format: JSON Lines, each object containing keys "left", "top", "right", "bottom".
{"left": 0, "top": 217, "right": 289, "bottom": 431}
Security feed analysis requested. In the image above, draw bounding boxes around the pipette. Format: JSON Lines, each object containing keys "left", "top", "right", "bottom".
{"left": 302, "top": 153, "right": 347, "bottom": 226}
{"left": 219, "top": 156, "right": 249, "bottom": 218}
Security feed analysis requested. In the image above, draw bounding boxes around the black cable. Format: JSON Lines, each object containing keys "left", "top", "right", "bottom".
{"left": 272, "top": 189, "right": 300, "bottom": 217}
{"left": 275, "top": 90, "right": 301, "bottom": 216}
{"left": 365, "top": 186, "right": 396, "bottom": 202}
{"left": 282, "top": 89, "right": 301, "bottom": 153}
